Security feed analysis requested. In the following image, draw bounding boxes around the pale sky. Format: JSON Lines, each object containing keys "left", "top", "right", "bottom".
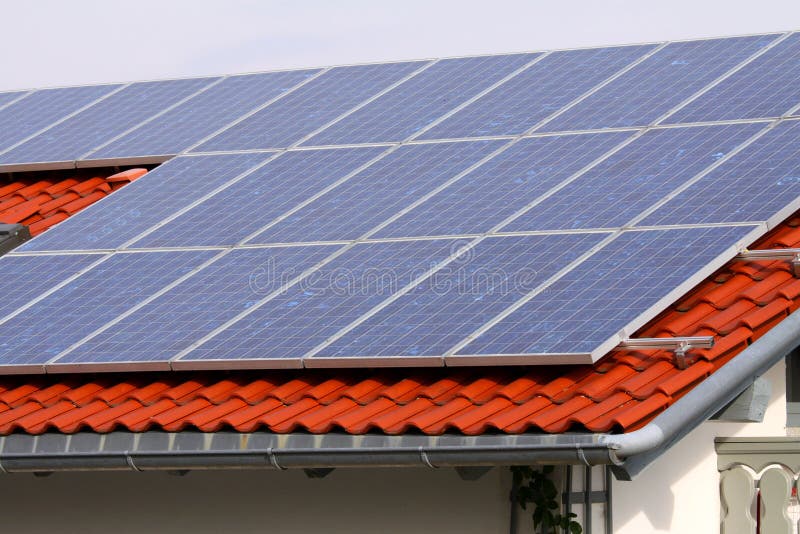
{"left": 1, "top": 0, "right": 799, "bottom": 91}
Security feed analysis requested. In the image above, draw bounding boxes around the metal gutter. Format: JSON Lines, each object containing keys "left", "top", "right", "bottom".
{"left": 1, "top": 309, "right": 797, "bottom": 477}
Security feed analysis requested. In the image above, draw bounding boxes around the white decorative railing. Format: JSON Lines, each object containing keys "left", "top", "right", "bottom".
{"left": 717, "top": 438, "right": 800, "bottom": 534}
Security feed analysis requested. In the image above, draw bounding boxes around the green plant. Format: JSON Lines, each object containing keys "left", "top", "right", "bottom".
{"left": 511, "top": 465, "right": 582, "bottom": 534}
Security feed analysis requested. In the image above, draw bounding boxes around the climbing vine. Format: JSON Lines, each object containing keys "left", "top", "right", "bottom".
{"left": 511, "top": 465, "right": 583, "bottom": 534}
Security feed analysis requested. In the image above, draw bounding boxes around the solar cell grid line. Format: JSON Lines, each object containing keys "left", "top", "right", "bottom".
{"left": 17, "top": 152, "right": 271, "bottom": 252}
{"left": 49, "top": 244, "right": 341, "bottom": 369}
{"left": 418, "top": 44, "right": 656, "bottom": 140}
{"left": 130, "top": 146, "right": 387, "bottom": 248}
{"left": 0, "top": 77, "right": 219, "bottom": 165}
{"left": 498, "top": 122, "right": 765, "bottom": 233}
{"left": 0, "top": 254, "right": 100, "bottom": 323}
{"left": 86, "top": 69, "right": 323, "bottom": 160}
{"left": 308, "top": 233, "right": 608, "bottom": 365}
{"left": 301, "top": 53, "right": 538, "bottom": 146}
{"left": 538, "top": 34, "right": 778, "bottom": 133}
{"left": 639, "top": 119, "right": 800, "bottom": 227}
{"left": 373, "top": 131, "right": 633, "bottom": 239}
{"left": 449, "top": 225, "right": 760, "bottom": 364}
{"left": 247, "top": 139, "right": 505, "bottom": 244}
{"left": 664, "top": 33, "right": 800, "bottom": 124}
{"left": 191, "top": 61, "right": 429, "bottom": 152}
{"left": 171, "top": 238, "right": 460, "bottom": 368}
{"left": 0, "top": 85, "right": 123, "bottom": 153}
{"left": 0, "top": 250, "right": 216, "bottom": 373}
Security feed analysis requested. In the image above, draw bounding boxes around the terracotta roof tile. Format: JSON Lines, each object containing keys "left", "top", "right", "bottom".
{"left": 0, "top": 168, "right": 145, "bottom": 236}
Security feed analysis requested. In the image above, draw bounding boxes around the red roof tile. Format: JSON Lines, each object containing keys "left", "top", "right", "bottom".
{"left": 0, "top": 168, "right": 146, "bottom": 236}
{"left": 0, "top": 192, "right": 799, "bottom": 436}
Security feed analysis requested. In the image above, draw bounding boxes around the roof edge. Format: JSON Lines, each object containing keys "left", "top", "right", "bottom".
{"left": 604, "top": 307, "right": 800, "bottom": 480}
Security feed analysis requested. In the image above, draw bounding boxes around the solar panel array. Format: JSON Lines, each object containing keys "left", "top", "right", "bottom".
{"left": 1, "top": 31, "right": 800, "bottom": 373}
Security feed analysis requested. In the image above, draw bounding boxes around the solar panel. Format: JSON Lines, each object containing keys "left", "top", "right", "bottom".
{"left": 131, "top": 147, "right": 386, "bottom": 248}
{"left": 174, "top": 239, "right": 460, "bottom": 368}
{"left": 248, "top": 140, "right": 505, "bottom": 244}
{"left": 0, "top": 85, "right": 122, "bottom": 154}
{"left": 539, "top": 35, "right": 777, "bottom": 132}
{"left": 0, "top": 32, "right": 798, "bottom": 374}
{"left": 665, "top": 34, "right": 800, "bottom": 124}
{"left": 85, "top": 70, "right": 320, "bottom": 161}
{"left": 0, "top": 90, "right": 28, "bottom": 110}
{"left": 0, "top": 254, "right": 100, "bottom": 320}
{"left": 52, "top": 244, "right": 341, "bottom": 368}
{"left": 373, "top": 131, "right": 632, "bottom": 239}
{"left": 0, "top": 77, "right": 218, "bottom": 165}
{"left": 18, "top": 153, "right": 270, "bottom": 252}
{"left": 639, "top": 119, "right": 800, "bottom": 226}
{"left": 418, "top": 45, "right": 655, "bottom": 140}
{"left": 192, "top": 61, "right": 427, "bottom": 152}
{"left": 0, "top": 250, "right": 215, "bottom": 371}
{"left": 302, "top": 54, "right": 537, "bottom": 146}
{"left": 499, "top": 122, "right": 765, "bottom": 232}
{"left": 451, "top": 226, "right": 759, "bottom": 363}
{"left": 308, "top": 233, "right": 607, "bottom": 365}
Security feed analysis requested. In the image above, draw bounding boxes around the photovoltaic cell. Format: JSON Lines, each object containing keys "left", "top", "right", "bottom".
{"left": 302, "top": 54, "right": 537, "bottom": 146}
{"left": 666, "top": 34, "right": 800, "bottom": 124}
{"left": 132, "top": 147, "right": 386, "bottom": 248}
{"left": 193, "top": 61, "right": 427, "bottom": 152}
{"left": 639, "top": 120, "right": 800, "bottom": 226}
{"left": 0, "top": 250, "right": 215, "bottom": 367}
{"left": 312, "top": 233, "right": 607, "bottom": 361}
{"left": 87, "top": 70, "right": 320, "bottom": 160}
{"left": 0, "top": 77, "right": 218, "bottom": 164}
{"left": 374, "top": 132, "right": 631, "bottom": 239}
{"left": 0, "top": 254, "right": 100, "bottom": 320}
{"left": 0, "top": 90, "right": 27, "bottom": 110}
{"left": 249, "top": 140, "right": 504, "bottom": 244}
{"left": 418, "top": 45, "right": 655, "bottom": 140}
{"left": 56, "top": 245, "right": 340, "bottom": 365}
{"left": 18, "top": 153, "right": 269, "bottom": 252}
{"left": 455, "top": 226, "right": 757, "bottom": 359}
{"left": 0, "top": 85, "right": 121, "bottom": 153}
{"left": 539, "top": 35, "right": 776, "bottom": 132}
{"left": 500, "top": 122, "right": 764, "bottom": 232}
{"left": 178, "top": 239, "right": 459, "bottom": 364}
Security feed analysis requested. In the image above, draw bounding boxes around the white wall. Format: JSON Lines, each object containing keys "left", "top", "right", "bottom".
{"left": 0, "top": 465, "right": 512, "bottom": 534}
{"left": 613, "top": 359, "right": 787, "bottom": 534}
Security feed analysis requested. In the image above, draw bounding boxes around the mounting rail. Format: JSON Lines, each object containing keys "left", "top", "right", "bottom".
{"left": 735, "top": 248, "right": 800, "bottom": 277}
{"left": 616, "top": 336, "right": 715, "bottom": 369}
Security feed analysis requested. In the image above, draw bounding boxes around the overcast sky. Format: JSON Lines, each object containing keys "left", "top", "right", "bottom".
{"left": 2, "top": 0, "right": 799, "bottom": 91}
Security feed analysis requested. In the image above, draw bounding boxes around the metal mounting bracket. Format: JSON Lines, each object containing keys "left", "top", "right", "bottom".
{"left": 616, "top": 336, "right": 715, "bottom": 369}
{"left": 735, "top": 248, "right": 800, "bottom": 277}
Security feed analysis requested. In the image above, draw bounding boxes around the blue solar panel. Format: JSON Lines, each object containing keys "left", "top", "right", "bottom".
{"left": 0, "top": 85, "right": 121, "bottom": 153}
{"left": 177, "top": 239, "right": 458, "bottom": 365}
{"left": 248, "top": 140, "right": 504, "bottom": 244}
{"left": 0, "top": 77, "right": 217, "bottom": 164}
{"left": 500, "top": 122, "right": 764, "bottom": 232}
{"left": 55, "top": 245, "right": 340, "bottom": 365}
{"left": 131, "top": 147, "right": 385, "bottom": 248}
{"left": 193, "top": 62, "right": 427, "bottom": 152}
{"left": 665, "top": 34, "right": 800, "bottom": 124}
{"left": 640, "top": 120, "right": 800, "bottom": 226}
{"left": 87, "top": 70, "right": 320, "bottom": 160}
{"left": 0, "top": 254, "right": 100, "bottom": 320}
{"left": 454, "top": 226, "right": 757, "bottom": 360}
{"left": 18, "top": 153, "right": 269, "bottom": 252}
{"left": 0, "top": 250, "right": 215, "bottom": 368}
{"left": 540, "top": 35, "right": 776, "bottom": 132}
{"left": 311, "top": 233, "right": 607, "bottom": 362}
{"left": 302, "top": 54, "right": 537, "bottom": 146}
{"left": 0, "top": 90, "right": 27, "bottom": 110}
{"left": 418, "top": 45, "right": 655, "bottom": 140}
{"left": 374, "top": 132, "right": 631, "bottom": 239}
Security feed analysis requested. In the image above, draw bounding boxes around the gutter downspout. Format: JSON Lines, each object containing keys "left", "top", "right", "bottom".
{"left": 604, "top": 307, "right": 800, "bottom": 480}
